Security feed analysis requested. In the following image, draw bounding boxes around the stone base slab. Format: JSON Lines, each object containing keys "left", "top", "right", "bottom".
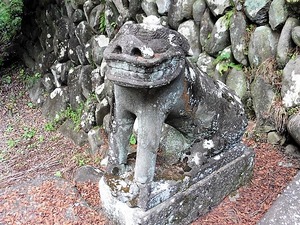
{"left": 99, "top": 146, "right": 254, "bottom": 225}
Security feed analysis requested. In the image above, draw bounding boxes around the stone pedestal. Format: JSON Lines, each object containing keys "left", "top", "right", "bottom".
{"left": 99, "top": 144, "right": 254, "bottom": 225}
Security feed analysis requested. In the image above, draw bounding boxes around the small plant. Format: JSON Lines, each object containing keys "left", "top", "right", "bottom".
{"left": 99, "top": 12, "right": 106, "bottom": 34}
{"left": 287, "top": 106, "right": 299, "bottom": 116}
{"left": 44, "top": 121, "right": 56, "bottom": 132}
{"left": 224, "top": 10, "right": 234, "bottom": 29}
{"left": 38, "top": 135, "right": 44, "bottom": 143}
{"left": 5, "top": 125, "right": 13, "bottom": 133}
{"left": 24, "top": 72, "right": 41, "bottom": 88}
{"left": 27, "top": 102, "right": 34, "bottom": 108}
{"left": 54, "top": 171, "right": 63, "bottom": 178}
{"left": 130, "top": 134, "right": 137, "bottom": 145}
{"left": 214, "top": 50, "right": 242, "bottom": 75}
{"left": 74, "top": 153, "right": 89, "bottom": 166}
{"left": 7, "top": 139, "right": 18, "bottom": 148}
{"left": 64, "top": 104, "right": 84, "bottom": 131}
{"left": 22, "top": 127, "right": 36, "bottom": 139}
{"left": 1, "top": 75, "right": 12, "bottom": 84}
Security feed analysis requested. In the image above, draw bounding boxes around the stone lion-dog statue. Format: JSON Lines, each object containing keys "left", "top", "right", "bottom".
{"left": 103, "top": 18, "right": 247, "bottom": 184}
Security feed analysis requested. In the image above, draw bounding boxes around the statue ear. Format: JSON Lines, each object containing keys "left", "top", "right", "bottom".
{"left": 169, "top": 30, "right": 190, "bottom": 55}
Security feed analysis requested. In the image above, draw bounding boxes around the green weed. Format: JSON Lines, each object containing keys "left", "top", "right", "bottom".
{"left": 7, "top": 139, "right": 18, "bottom": 148}
{"left": 22, "top": 127, "right": 36, "bottom": 139}
{"left": 130, "top": 134, "right": 137, "bottom": 145}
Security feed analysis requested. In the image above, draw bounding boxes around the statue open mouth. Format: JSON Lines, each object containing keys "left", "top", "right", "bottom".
{"left": 105, "top": 56, "right": 185, "bottom": 88}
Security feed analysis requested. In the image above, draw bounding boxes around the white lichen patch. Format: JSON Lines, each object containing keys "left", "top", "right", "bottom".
{"left": 188, "top": 67, "right": 196, "bottom": 82}
{"left": 94, "top": 35, "right": 109, "bottom": 48}
{"left": 141, "top": 46, "right": 154, "bottom": 59}
{"left": 203, "top": 139, "right": 214, "bottom": 149}
{"left": 75, "top": 95, "right": 81, "bottom": 104}
{"left": 283, "top": 70, "right": 300, "bottom": 108}
{"left": 50, "top": 88, "right": 63, "bottom": 99}
{"left": 143, "top": 15, "right": 161, "bottom": 26}
{"left": 192, "top": 152, "right": 202, "bottom": 165}
{"left": 47, "top": 33, "right": 52, "bottom": 38}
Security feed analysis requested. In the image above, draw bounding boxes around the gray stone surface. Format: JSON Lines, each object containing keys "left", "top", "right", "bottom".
{"left": 226, "top": 68, "right": 247, "bottom": 99}
{"left": 87, "top": 127, "right": 105, "bottom": 156}
{"left": 258, "top": 172, "right": 300, "bottom": 225}
{"left": 192, "top": 0, "right": 206, "bottom": 25}
{"left": 244, "top": 0, "right": 271, "bottom": 24}
{"left": 292, "top": 26, "right": 300, "bottom": 47}
{"left": 168, "top": 0, "right": 194, "bottom": 29}
{"left": 42, "top": 87, "right": 69, "bottom": 119}
{"left": 199, "top": 9, "right": 214, "bottom": 49}
{"left": 251, "top": 77, "right": 276, "bottom": 126}
{"left": 248, "top": 26, "right": 279, "bottom": 67}
{"left": 100, "top": 145, "right": 254, "bottom": 225}
{"left": 277, "top": 17, "right": 300, "bottom": 68}
{"left": 178, "top": 20, "right": 200, "bottom": 58}
{"left": 58, "top": 119, "right": 88, "bottom": 146}
{"left": 205, "top": 0, "right": 231, "bottom": 16}
{"left": 196, "top": 52, "right": 215, "bottom": 76}
{"left": 230, "top": 11, "right": 249, "bottom": 66}
{"left": 287, "top": 113, "right": 300, "bottom": 146}
{"left": 73, "top": 165, "right": 103, "bottom": 184}
{"left": 269, "top": 0, "right": 288, "bottom": 30}
{"left": 204, "top": 14, "right": 230, "bottom": 56}
{"left": 281, "top": 56, "right": 300, "bottom": 108}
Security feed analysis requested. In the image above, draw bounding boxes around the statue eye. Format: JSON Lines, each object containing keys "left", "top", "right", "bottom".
{"left": 148, "top": 39, "right": 169, "bottom": 53}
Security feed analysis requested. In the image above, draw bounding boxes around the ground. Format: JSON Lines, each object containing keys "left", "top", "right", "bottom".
{"left": 0, "top": 62, "right": 299, "bottom": 224}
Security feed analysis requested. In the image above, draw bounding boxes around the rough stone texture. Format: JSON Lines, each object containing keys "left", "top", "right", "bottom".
{"left": 100, "top": 145, "right": 254, "bottom": 225}
{"left": 196, "top": 52, "right": 215, "bottom": 76}
{"left": 248, "top": 26, "right": 279, "bottom": 67}
{"left": 281, "top": 56, "right": 300, "bottom": 108}
{"left": 192, "top": 0, "right": 206, "bottom": 25}
{"left": 230, "top": 11, "right": 249, "bottom": 66}
{"left": 226, "top": 68, "right": 247, "bottom": 99}
{"left": 141, "top": 0, "right": 159, "bottom": 16}
{"left": 87, "top": 127, "right": 105, "bottom": 156}
{"left": 258, "top": 172, "right": 300, "bottom": 225}
{"left": 91, "top": 35, "right": 109, "bottom": 66}
{"left": 73, "top": 165, "right": 103, "bottom": 184}
{"left": 292, "top": 26, "right": 300, "bottom": 47}
{"left": 205, "top": 0, "right": 231, "bottom": 16}
{"left": 287, "top": 113, "right": 300, "bottom": 146}
{"left": 276, "top": 17, "right": 300, "bottom": 68}
{"left": 58, "top": 119, "right": 88, "bottom": 146}
{"left": 28, "top": 79, "right": 45, "bottom": 106}
{"left": 159, "top": 124, "right": 191, "bottom": 165}
{"left": 199, "top": 9, "right": 214, "bottom": 49}
{"left": 204, "top": 14, "right": 230, "bottom": 56}
{"left": 42, "top": 87, "right": 69, "bottom": 119}
{"left": 244, "top": 0, "right": 272, "bottom": 25}
{"left": 178, "top": 20, "right": 200, "bottom": 58}
{"left": 168, "top": 0, "right": 194, "bottom": 29}
{"left": 156, "top": 0, "right": 171, "bottom": 15}
{"left": 269, "top": 0, "right": 288, "bottom": 30}
{"left": 267, "top": 131, "right": 285, "bottom": 145}
{"left": 251, "top": 77, "right": 276, "bottom": 126}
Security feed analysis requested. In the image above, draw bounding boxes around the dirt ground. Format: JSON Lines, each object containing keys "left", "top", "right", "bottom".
{"left": 0, "top": 62, "right": 299, "bottom": 224}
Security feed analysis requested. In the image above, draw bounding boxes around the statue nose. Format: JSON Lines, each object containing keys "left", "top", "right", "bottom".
{"left": 112, "top": 45, "right": 154, "bottom": 59}
{"left": 112, "top": 35, "right": 155, "bottom": 59}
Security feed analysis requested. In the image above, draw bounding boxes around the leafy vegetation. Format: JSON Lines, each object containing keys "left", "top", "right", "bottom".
{"left": 213, "top": 50, "right": 242, "bottom": 75}
{"left": 0, "top": 0, "right": 23, "bottom": 66}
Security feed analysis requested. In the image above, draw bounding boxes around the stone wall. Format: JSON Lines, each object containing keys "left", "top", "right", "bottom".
{"left": 20, "top": 0, "right": 300, "bottom": 151}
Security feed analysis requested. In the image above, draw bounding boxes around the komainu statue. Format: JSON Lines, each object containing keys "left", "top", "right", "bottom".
{"left": 103, "top": 19, "right": 247, "bottom": 185}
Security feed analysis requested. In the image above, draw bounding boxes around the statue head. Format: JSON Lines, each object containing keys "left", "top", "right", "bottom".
{"left": 103, "top": 20, "right": 190, "bottom": 88}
